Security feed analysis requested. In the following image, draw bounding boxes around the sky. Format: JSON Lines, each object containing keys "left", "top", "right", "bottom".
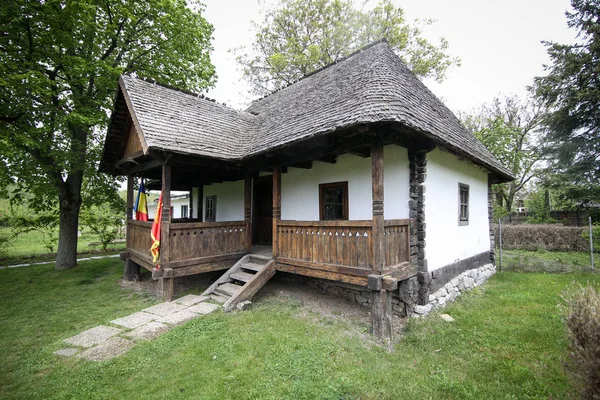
{"left": 201, "top": 0, "right": 578, "bottom": 114}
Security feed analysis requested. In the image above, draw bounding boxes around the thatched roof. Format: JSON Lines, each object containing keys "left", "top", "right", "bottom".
{"left": 102, "top": 40, "right": 513, "bottom": 181}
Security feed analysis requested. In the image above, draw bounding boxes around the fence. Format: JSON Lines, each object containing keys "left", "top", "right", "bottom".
{"left": 496, "top": 216, "right": 596, "bottom": 273}
{"left": 503, "top": 210, "right": 597, "bottom": 226}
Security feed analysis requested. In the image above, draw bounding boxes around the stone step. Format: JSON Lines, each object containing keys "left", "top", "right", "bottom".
{"left": 215, "top": 282, "right": 243, "bottom": 297}
{"left": 230, "top": 271, "right": 255, "bottom": 283}
{"left": 241, "top": 262, "right": 264, "bottom": 272}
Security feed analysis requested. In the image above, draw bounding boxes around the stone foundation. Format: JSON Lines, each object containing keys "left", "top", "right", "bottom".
{"left": 411, "top": 263, "right": 496, "bottom": 317}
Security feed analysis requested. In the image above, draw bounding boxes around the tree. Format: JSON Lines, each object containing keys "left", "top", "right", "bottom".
{"left": 236, "top": 0, "right": 460, "bottom": 95}
{"left": 534, "top": 0, "right": 600, "bottom": 207}
{"left": 80, "top": 202, "right": 125, "bottom": 252}
{"left": 461, "top": 95, "right": 545, "bottom": 213}
{"left": 0, "top": 0, "right": 215, "bottom": 270}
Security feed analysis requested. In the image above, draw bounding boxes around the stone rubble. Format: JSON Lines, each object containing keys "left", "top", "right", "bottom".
{"left": 411, "top": 263, "right": 496, "bottom": 318}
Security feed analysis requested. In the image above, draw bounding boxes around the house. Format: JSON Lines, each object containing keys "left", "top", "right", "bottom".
{"left": 147, "top": 193, "right": 191, "bottom": 219}
{"left": 100, "top": 40, "right": 513, "bottom": 338}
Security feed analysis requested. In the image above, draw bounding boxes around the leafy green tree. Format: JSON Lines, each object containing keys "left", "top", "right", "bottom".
{"left": 80, "top": 202, "right": 125, "bottom": 251}
{"left": 0, "top": 0, "right": 215, "bottom": 270}
{"left": 236, "top": 0, "right": 460, "bottom": 95}
{"left": 534, "top": 0, "right": 600, "bottom": 207}
{"left": 461, "top": 95, "right": 545, "bottom": 213}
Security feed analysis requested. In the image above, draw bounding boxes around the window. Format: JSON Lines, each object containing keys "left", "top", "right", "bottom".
{"left": 205, "top": 196, "right": 217, "bottom": 222}
{"left": 319, "top": 182, "right": 349, "bottom": 220}
{"left": 181, "top": 205, "right": 188, "bottom": 219}
{"left": 459, "top": 183, "right": 469, "bottom": 225}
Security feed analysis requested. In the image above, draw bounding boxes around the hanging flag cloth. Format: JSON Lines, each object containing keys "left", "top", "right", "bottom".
{"left": 150, "top": 191, "right": 163, "bottom": 268}
{"left": 134, "top": 178, "right": 149, "bottom": 221}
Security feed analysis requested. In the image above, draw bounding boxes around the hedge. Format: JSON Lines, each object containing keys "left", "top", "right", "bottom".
{"left": 495, "top": 224, "right": 590, "bottom": 252}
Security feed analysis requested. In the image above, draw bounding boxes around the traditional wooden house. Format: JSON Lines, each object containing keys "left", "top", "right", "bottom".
{"left": 100, "top": 40, "right": 512, "bottom": 338}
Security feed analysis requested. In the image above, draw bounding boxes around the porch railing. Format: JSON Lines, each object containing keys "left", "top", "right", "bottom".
{"left": 384, "top": 219, "right": 411, "bottom": 268}
{"left": 167, "top": 221, "right": 247, "bottom": 266}
{"left": 276, "top": 219, "right": 411, "bottom": 272}
{"left": 126, "top": 220, "right": 248, "bottom": 269}
{"left": 127, "top": 220, "right": 154, "bottom": 266}
{"left": 277, "top": 220, "right": 374, "bottom": 270}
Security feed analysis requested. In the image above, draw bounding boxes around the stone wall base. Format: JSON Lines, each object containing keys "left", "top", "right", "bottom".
{"left": 411, "top": 263, "right": 496, "bottom": 317}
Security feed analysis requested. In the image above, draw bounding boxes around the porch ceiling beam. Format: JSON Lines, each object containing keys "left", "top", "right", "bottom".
{"left": 117, "top": 157, "right": 164, "bottom": 175}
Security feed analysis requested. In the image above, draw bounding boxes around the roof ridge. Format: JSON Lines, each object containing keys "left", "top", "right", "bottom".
{"left": 248, "top": 38, "right": 389, "bottom": 106}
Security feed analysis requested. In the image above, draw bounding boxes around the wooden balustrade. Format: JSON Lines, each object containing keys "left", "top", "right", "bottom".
{"left": 383, "top": 219, "right": 411, "bottom": 269}
{"left": 167, "top": 221, "right": 248, "bottom": 267}
{"left": 127, "top": 220, "right": 154, "bottom": 267}
{"left": 277, "top": 220, "right": 374, "bottom": 270}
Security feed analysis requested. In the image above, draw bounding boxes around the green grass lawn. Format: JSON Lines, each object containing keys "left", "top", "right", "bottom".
{"left": 1, "top": 258, "right": 598, "bottom": 399}
{"left": 0, "top": 227, "right": 125, "bottom": 266}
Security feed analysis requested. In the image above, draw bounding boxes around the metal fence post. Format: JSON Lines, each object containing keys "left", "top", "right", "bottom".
{"left": 498, "top": 217, "right": 503, "bottom": 271}
{"left": 590, "top": 216, "right": 595, "bottom": 271}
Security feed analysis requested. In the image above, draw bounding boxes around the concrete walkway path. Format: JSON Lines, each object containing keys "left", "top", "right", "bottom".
{"left": 55, "top": 294, "right": 220, "bottom": 361}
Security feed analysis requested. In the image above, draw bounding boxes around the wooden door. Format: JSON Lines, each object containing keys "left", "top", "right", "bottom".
{"left": 252, "top": 176, "right": 273, "bottom": 245}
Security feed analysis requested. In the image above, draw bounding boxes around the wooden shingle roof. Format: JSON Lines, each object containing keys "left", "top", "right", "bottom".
{"left": 103, "top": 40, "right": 513, "bottom": 180}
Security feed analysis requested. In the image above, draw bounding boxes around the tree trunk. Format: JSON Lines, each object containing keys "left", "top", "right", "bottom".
{"left": 55, "top": 187, "right": 82, "bottom": 270}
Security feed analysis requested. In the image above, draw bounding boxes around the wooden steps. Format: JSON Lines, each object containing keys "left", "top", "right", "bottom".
{"left": 202, "top": 254, "right": 276, "bottom": 312}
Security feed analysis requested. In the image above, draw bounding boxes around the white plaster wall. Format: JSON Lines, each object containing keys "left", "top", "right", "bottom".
{"left": 202, "top": 180, "right": 244, "bottom": 222}
{"left": 280, "top": 145, "right": 409, "bottom": 221}
{"left": 384, "top": 145, "right": 410, "bottom": 219}
{"left": 425, "top": 148, "right": 491, "bottom": 271}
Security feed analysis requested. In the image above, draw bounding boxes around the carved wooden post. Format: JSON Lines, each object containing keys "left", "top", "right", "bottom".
{"left": 244, "top": 177, "right": 252, "bottom": 252}
{"left": 160, "top": 164, "right": 173, "bottom": 301}
{"left": 124, "top": 175, "right": 140, "bottom": 281}
{"left": 189, "top": 187, "right": 194, "bottom": 220}
{"left": 370, "top": 141, "right": 393, "bottom": 340}
{"left": 372, "top": 141, "right": 384, "bottom": 273}
{"left": 272, "top": 167, "right": 281, "bottom": 258}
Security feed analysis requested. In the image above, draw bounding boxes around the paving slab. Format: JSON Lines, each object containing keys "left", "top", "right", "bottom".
{"left": 77, "top": 337, "right": 134, "bottom": 362}
{"left": 156, "top": 309, "right": 199, "bottom": 325}
{"left": 110, "top": 312, "right": 156, "bottom": 329}
{"left": 142, "top": 302, "right": 188, "bottom": 317}
{"left": 54, "top": 348, "right": 79, "bottom": 357}
{"left": 188, "top": 302, "right": 220, "bottom": 315}
{"left": 124, "top": 322, "right": 171, "bottom": 341}
{"left": 63, "top": 325, "right": 122, "bottom": 348}
{"left": 175, "top": 294, "right": 208, "bottom": 306}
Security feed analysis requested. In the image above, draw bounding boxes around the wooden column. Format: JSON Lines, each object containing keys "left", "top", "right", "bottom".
{"left": 198, "top": 185, "right": 203, "bottom": 221}
{"left": 372, "top": 141, "right": 384, "bottom": 273}
{"left": 189, "top": 188, "right": 194, "bottom": 219}
{"left": 272, "top": 168, "right": 281, "bottom": 258}
{"left": 244, "top": 177, "right": 252, "bottom": 252}
{"left": 370, "top": 141, "right": 393, "bottom": 340}
{"left": 124, "top": 175, "right": 140, "bottom": 281}
{"left": 126, "top": 176, "right": 134, "bottom": 220}
{"left": 160, "top": 164, "right": 173, "bottom": 301}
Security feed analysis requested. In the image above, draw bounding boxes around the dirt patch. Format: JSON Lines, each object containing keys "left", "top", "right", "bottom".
{"left": 120, "top": 270, "right": 221, "bottom": 299}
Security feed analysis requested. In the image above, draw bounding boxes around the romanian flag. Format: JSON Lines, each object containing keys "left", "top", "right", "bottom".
{"left": 150, "top": 191, "right": 163, "bottom": 266}
{"left": 134, "top": 178, "right": 148, "bottom": 221}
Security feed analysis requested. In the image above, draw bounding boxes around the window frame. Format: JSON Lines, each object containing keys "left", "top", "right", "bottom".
{"left": 458, "top": 183, "right": 469, "bottom": 226}
{"left": 180, "top": 205, "right": 189, "bottom": 219}
{"left": 319, "top": 181, "right": 349, "bottom": 221}
{"left": 205, "top": 195, "right": 217, "bottom": 222}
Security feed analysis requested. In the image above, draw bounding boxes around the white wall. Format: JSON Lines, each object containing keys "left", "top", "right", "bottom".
{"left": 425, "top": 148, "right": 490, "bottom": 271}
{"left": 280, "top": 145, "right": 410, "bottom": 221}
{"left": 203, "top": 180, "right": 244, "bottom": 222}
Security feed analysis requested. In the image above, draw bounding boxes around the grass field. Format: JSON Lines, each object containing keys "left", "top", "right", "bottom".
{"left": 1, "top": 258, "right": 598, "bottom": 399}
{"left": 499, "top": 248, "right": 594, "bottom": 273}
{"left": 0, "top": 227, "right": 125, "bottom": 266}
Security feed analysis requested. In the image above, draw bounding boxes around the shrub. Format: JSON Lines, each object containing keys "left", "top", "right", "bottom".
{"left": 80, "top": 204, "right": 124, "bottom": 251}
{"left": 496, "top": 224, "right": 589, "bottom": 252}
{"left": 562, "top": 283, "right": 600, "bottom": 399}
{"left": 582, "top": 223, "right": 600, "bottom": 254}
